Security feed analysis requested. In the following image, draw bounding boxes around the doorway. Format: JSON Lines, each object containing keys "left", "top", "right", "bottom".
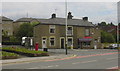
{"left": 42, "top": 37, "right": 47, "bottom": 48}
{"left": 60, "top": 37, "right": 65, "bottom": 49}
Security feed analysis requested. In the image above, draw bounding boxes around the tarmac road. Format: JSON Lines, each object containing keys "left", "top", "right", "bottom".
{"left": 2, "top": 49, "right": 119, "bottom": 70}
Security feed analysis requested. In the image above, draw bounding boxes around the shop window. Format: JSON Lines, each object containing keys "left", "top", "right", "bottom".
{"left": 83, "top": 42, "right": 90, "bottom": 47}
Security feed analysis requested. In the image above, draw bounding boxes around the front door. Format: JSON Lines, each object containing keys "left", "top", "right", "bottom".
{"left": 60, "top": 38, "right": 65, "bottom": 49}
{"left": 42, "top": 38, "right": 47, "bottom": 48}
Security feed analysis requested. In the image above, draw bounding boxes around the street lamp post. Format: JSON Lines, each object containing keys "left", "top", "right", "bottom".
{"left": 0, "top": 22, "right": 2, "bottom": 47}
{"left": 65, "top": 0, "right": 68, "bottom": 55}
{"left": 117, "top": 2, "right": 120, "bottom": 49}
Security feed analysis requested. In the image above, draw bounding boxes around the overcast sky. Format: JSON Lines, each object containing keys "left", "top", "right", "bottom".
{"left": 1, "top": 1, "right": 120, "bottom": 24}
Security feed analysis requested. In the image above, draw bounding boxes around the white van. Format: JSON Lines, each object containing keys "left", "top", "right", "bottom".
{"left": 109, "top": 44, "right": 119, "bottom": 49}
{"left": 21, "top": 37, "right": 27, "bottom": 46}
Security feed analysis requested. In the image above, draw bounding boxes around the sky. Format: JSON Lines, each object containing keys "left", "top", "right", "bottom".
{"left": 1, "top": 0, "right": 120, "bottom": 25}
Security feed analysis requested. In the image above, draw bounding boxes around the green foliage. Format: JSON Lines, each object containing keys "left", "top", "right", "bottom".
{"left": 2, "top": 47, "right": 47, "bottom": 54}
{"left": 16, "top": 23, "right": 33, "bottom": 38}
{"left": 16, "top": 22, "right": 39, "bottom": 38}
{"left": 9, "top": 36, "right": 20, "bottom": 42}
{"left": 98, "top": 22, "right": 115, "bottom": 26}
{"left": 2, "top": 51, "right": 19, "bottom": 57}
{"left": 98, "top": 22, "right": 107, "bottom": 26}
{"left": 31, "top": 22, "right": 39, "bottom": 26}
{"left": 101, "top": 31, "right": 115, "bottom": 43}
{"left": 2, "top": 30, "right": 8, "bottom": 37}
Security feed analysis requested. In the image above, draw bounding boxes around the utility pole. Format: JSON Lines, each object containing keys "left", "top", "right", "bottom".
{"left": 0, "top": 22, "right": 2, "bottom": 47}
{"left": 26, "top": 12, "right": 28, "bottom": 18}
{"left": 117, "top": 1, "right": 120, "bottom": 49}
{"left": 65, "top": 0, "right": 68, "bottom": 55}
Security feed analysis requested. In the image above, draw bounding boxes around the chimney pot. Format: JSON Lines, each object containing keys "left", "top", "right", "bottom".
{"left": 51, "top": 13, "right": 56, "bottom": 18}
{"left": 67, "top": 12, "right": 73, "bottom": 19}
{"left": 83, "top": 17, "right": 88, "bottom": 21}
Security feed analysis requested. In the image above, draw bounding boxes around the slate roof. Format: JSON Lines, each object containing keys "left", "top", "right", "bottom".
{"left": 16, "top": 18, "right": 37, "bottom": 22}
{"left": 15, "top": 17, "right": 94, "bottom": 27}
{"left": 37, "top": 17, "right": 94, "bottom": 27}
{"left": 0, "top": 16, "right": 13, "bottom": 21}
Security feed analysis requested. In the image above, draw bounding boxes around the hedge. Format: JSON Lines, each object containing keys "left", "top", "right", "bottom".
{"left": 2, "top": 41, "right": 21, "bottom": 45}
{"left": 1, "top": 51, "right": 20, "bottom": 59}
{"left": 2, "top": 47, "right": 49, "bottom": 57}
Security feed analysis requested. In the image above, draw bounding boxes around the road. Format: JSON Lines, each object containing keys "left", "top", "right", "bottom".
{"left": 2, "top": 49, "right": 119, "bottom": 70}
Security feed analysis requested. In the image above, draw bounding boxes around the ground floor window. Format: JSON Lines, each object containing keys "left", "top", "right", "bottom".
{"left": 67, "top": 37, "right": 73, "bottom": 47}
{"left": 49, "top": 37, "right": 55, "bottom": 46}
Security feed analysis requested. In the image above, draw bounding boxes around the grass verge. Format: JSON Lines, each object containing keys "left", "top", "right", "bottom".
{"left": 2, "top": 47, "right": 49, "bottom": 57}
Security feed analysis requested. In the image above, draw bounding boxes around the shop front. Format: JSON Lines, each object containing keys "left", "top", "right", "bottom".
{"left": 78, "top": 37, "right": 92, "bottom": 49}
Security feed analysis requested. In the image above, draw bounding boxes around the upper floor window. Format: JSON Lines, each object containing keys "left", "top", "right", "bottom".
{"left": 49, "top": 25, "right": 55, "bottom": 34}
{"left": 67, "top": 26, "right": 73, "bottom": 35}
{"left": 85, "top": 29, "right": 90, "bottom": 36}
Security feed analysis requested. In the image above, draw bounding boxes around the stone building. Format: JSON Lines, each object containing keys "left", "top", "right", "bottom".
{"left": 34, "top": 12, "right": 101, "bottom": 49}
{"left": 13, "top": 18, "right": 39, "bottom": 35}
{"left": 1, "top": 16, "right": 13, "bottom": 36}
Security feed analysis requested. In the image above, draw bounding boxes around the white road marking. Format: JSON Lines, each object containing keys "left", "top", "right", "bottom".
{"left": 72, "top": 60, "right": 97, "bottom": 64}
{"left": 47, "top": 65, "right": 54, "bottom": 67}
{"left": 81, "top": 60, "right": 97, "bottom": 63}
{"left": 55, "top": 65, "right": 59, "bottom": 67}
{"left": 106, "top": 57, "right": 118, "bottom": 60}
{"left": 37, "top": 65, "right": 60, "bottom": 69}
{"left": 72, "top": 62, "right": 80, "bottom": 64}
{"left": 27, "top": 64, "right": 59, "bottom": 69}
{"left": 27, "top": 67, "right": 39, "bottom": 69}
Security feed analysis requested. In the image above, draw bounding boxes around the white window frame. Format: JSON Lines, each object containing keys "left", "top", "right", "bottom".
{"left": 67, "top": 37, "right": 73, "bottom": 47}
{"left": 67, "top": 26, "right": 73, "bottom": 35}
{"left": 42, "top": 37, "right": 47, "bottom": 47}
{"left": 49, "top": 36, "right": 55, "bottom": 46}
{"left": 49, "top": 25, "right": 55, "bottom": 34}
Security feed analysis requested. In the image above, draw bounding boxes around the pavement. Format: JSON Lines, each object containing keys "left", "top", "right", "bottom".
{"left": 2, "top": 54, "right": 76, "bottom": 65}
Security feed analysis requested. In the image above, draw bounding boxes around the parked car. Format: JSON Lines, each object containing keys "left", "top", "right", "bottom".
{"left": 109, "top": 44, "right": 119, "bottom": 49}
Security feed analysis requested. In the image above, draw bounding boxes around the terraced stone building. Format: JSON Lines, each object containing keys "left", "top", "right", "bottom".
{"left": 34, "top": 12, "right": 101, "bottom": 49}
{"left": 1, "top": 16, "right": 14, "bottom": 36}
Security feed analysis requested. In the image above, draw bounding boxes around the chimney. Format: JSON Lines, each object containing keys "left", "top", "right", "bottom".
{"left": 83, "top": 17, "right": 88, "bottom": 21}
{"left": 51, "top": 13, "right": 56, "bottom": 18}
{"left": 67, "top": 12, "right": 73, "bottom": 19}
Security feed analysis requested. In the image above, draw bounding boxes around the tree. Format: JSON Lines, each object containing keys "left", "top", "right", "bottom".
{"left": 107, "top": 22, "right": 115, "bottom": 26}
{"left": 16, "top": 22, "right": 39, "bottom": 38}
{"left": 101, "top": 31, "right": 115, "bottom": 43}
{"left": 99, "top": 22, "right": 107, "bottom": 26}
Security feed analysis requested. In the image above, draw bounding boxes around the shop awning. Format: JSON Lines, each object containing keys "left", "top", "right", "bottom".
{"left": 84, "top": 36, "right": 92, "bottom": 39}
